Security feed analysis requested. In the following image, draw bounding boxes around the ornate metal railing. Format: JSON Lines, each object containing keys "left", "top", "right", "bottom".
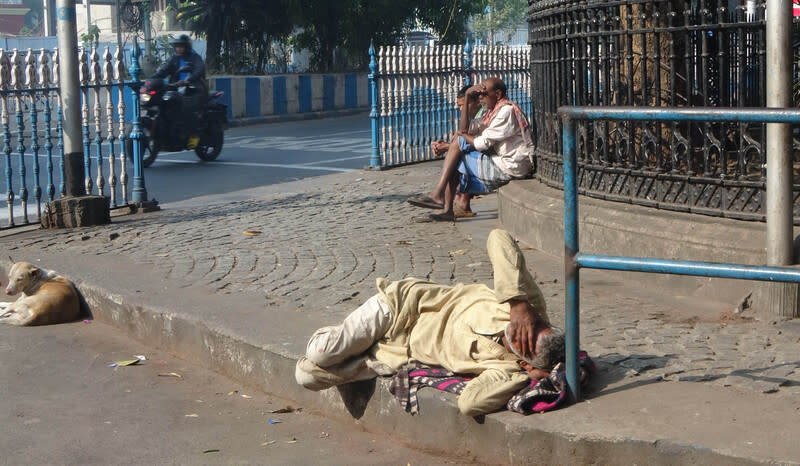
{"left": 528, "top": 0, "right": 795, "bottom": 222}
{"left": 368, "top": 42, "right": 532, "bottom": 168}
{"left": 0, "top": 46, "right": 139, "bottom": 229}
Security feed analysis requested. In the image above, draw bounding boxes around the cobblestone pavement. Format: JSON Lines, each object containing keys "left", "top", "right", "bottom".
{"left": 5, "top": 163, "right": 800, "bottom": 398}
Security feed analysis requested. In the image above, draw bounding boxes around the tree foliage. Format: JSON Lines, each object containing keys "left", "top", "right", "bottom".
{"left": 471, "top": 0, "right": 527, "bottom": 45}
{"left": 177, "top": 0, "right": 488, "bottom": 73}
{"left": 177, "top": 0, "right": 297, "bottom": 73}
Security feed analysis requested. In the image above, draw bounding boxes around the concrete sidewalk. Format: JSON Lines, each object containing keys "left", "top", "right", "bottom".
{"left": 3, "top": 162, "right": 799, "bottom": 465}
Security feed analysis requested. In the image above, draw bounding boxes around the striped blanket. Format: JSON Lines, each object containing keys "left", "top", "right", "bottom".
{"left": 389, "top": 351, "right": 594, "bottom": 415}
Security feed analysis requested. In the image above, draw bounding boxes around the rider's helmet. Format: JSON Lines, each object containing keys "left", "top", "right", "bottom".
{"left": 169, "top": 34, "right": 192, "bottom": 53}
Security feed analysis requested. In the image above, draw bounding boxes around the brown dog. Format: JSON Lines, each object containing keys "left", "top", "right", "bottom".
{"left": 0, "top": 261, "right": 80, "bottom": 326}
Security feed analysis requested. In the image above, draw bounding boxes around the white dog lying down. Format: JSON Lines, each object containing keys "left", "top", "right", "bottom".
{"left": 0, "top": 261, "right": 80, "bottom": 326}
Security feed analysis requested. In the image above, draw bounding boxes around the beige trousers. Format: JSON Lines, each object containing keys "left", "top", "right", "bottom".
{"left": 295, "top": 294, "right": 393, "bottom": 391}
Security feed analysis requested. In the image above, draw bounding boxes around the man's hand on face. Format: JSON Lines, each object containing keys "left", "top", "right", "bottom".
{"left": 519, "top": 360, "right": 549, "bottom": 380}
{"left": 508, "top": 299, "right": 538, "bottom": 358}
{"left": 466, "top": 84, "right": 485, "bottom": 99}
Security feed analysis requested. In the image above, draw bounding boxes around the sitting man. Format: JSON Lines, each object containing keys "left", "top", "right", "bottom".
{"left": 427, "top": 84, "right": 484, "bottom": 217}
{"left": 409, "top": 77, "right": 534, "bottom": 222}
{"left": 295, "top": 229, "right": 564, "bottom": 417}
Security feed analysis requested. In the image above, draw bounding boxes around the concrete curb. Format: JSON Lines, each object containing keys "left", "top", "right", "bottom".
{"left": 0, "top": 256, "right": 768, "bottom": 466}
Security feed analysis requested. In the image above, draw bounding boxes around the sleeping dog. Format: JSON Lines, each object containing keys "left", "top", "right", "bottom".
{"left": 0, "top": 261, "right": 80, "bottom": 326}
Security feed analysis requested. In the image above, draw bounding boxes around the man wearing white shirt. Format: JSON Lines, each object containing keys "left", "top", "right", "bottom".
{"left": 409, "top": 78, "right": 534, "bottom": 222}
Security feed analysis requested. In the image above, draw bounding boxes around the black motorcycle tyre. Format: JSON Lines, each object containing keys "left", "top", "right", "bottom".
{"left": 195, "top": 122, "right": 223, "bottom": 161}
{"left": 126, "top": 128, "right": 159, "bottom": 168}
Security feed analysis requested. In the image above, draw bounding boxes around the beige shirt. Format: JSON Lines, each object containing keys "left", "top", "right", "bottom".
{"left": 472, "top": 105, "right": 533, "bottom": 177}
{"left": 372, "top": 229, "right": 548, "bottom": 416}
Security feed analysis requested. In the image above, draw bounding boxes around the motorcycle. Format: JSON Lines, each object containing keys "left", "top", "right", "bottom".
{"left": 129, "top": 75, "right": 227, "bottom": 168}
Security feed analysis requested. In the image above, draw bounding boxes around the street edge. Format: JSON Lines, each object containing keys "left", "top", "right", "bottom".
{"left": 0, "top": 260, "right": 770, "bottom": 466}
{"left": 227, "top": 108, "right": 369, "bottom": 128}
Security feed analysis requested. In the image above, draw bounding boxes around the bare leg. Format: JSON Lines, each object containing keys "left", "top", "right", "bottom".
{"left": 428, "top": 170, "right": 459, "bottom": 220}
{"left": 427, "top": 139, "right": 462, "bottom": 204}
{"left": 454, "top": 193, "right": 473, "bottom": 213}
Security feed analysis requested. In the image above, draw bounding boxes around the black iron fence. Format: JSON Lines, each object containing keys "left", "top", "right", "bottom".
{"left": 527, "top": 0, "right": 800, "bottom": 222}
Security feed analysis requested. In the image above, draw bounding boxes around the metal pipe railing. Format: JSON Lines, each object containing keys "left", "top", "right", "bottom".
{"left": 560, "top": 106, "right": 800, "bottom": 401}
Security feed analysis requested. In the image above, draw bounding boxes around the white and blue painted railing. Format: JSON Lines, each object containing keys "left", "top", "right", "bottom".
{"left": 368, "top": 41, "right": 532, "bottom": 168}
{"left": 559, "top": 106, "right": 800, "bottom": 401}
{"left": 208, "top": 73, "right": 369, "bottom": 123}
{"left": 0, "top": 45, "right": 145, "bottom": 230}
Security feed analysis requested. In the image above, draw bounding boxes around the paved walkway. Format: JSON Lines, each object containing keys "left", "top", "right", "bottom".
{"left": 3, "top": 162, "right": 800, "bottom": 464}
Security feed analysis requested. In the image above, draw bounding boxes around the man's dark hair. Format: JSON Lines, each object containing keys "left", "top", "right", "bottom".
{"left": 457, "top": 85, "right": 470, "bottom": 99}
{"left": 490, "top": 79, "right": 508, "bottom": 98}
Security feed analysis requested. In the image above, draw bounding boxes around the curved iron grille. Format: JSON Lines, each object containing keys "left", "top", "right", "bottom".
{"left": 527, "top": 0, "right": 800, "bottom": 222}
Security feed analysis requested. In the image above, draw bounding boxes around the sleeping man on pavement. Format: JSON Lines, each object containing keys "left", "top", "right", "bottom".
{"left": 295, "top": 229, "right": 565, "bottom": 417}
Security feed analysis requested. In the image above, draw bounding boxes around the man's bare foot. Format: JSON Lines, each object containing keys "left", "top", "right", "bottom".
{"left": 427, "top": 192, "right": 445, "bottom": 205}
{"left": 453, "top": 205, "right": 476, "bottom": 218}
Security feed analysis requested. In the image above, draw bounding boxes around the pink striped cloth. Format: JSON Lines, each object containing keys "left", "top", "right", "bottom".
{"left": 389, "top": 352, "right": 595, "bottom": 415}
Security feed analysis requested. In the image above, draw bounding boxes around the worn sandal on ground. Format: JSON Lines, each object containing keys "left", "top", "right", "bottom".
{"left": 454, "top": 206, "right": 476, "bottom": 218}
{"left": 408, "top": 195, "right": 444, "bottom": 210}
{"left": 412, "top": 212, "right": 456, "bottom": 223}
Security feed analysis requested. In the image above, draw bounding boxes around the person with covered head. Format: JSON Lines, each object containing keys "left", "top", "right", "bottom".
{"left": 295, "top": 229, "right": 564, "bottom": 417}
{"left": 151, "top": 34, "right": 209, "bottom": 144}
{"left": 409, "top": 77, "right": 534, "bottom": 222}
{"left": 152, "top": 34, "right": 206, "bottom": 89}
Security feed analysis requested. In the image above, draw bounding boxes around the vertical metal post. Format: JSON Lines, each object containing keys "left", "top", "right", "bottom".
{"left": 766, "top": 0, "right": 793, "bottom": 265}
{"left": 764, "top": 0, "right": 797, "bottom": 318}
{"left": 56, "top": 0, "right": 86, "bottom": 197}
{"left": 562, "top": 117, "right": 581, "bottom": 402}
{"left": 43, "top": 0, "right": 53, "bottom": 36}
{"left": 129, "top": 39, "right": 148, "bottom": 203}
{"left": 115, "top": 0, "right": 122, "bottom": 50}
{"left": 142, "top": 2, "right": 152, "bottom": 59}
{"left": 368, "top": 41, "right": 381, "bottom": 168}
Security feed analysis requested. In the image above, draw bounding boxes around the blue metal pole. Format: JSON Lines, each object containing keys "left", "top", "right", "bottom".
{"left": 44, "top": 90, "right": 54, "bottom": 201}
{"left": 577, "top": 254, "right": 800, "bottom": 283}
{"left": 562, "top": 118, "right": 580, "bottom": 402}
{"left": 368, "top": 41, "right": 381, "bottom": 168}
{"left": 29, "top": 89, "right": 41, "bottom": 218}
{"left": 129, "top": 39, "right": 147, "bottom": 203}
{"left": 557, "top": 105, "right": 800, "bottom": 124}
{"left": 16, "top": 93, "right": 28, "bottom": 223}
{"left": 56, "top": 94, "right": 65, "bottom": 197}
{"left": 3, "top": 93, "right": 14, "bottom": 226}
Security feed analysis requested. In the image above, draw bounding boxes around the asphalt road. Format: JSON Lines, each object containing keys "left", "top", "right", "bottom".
{"left": 0, "top": 113, "right": 372, "bottom": 223}
{"left": 0, "top": 317, "right": 472, "bottom": 465}
{"left": 144, "top": 114, "right": 372, "bottom": 205}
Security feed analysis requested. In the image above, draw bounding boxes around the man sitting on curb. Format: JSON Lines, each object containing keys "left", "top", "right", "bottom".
{"left": 295, "top": 229, "right": 565, "bottom": 417}
{"left": 428, "top": 84, "right": 484, "bottom": 218}
{"left": 408, "top": 77, "right": 534, "bottom": 222}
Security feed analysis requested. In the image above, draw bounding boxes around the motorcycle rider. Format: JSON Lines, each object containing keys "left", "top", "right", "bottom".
{"left": 151, "top": 34, "right": 208, "bottom": 146}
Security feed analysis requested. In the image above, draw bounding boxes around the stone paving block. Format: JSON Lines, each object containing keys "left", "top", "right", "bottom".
{"left": 677, "top": 371, "right": 719, "bottom": 382}
{"left": 758, "top": 365, "right": 797, "bottom": 379}
{"left": 719, "top": 375, "right": 783, "bottom": 393}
